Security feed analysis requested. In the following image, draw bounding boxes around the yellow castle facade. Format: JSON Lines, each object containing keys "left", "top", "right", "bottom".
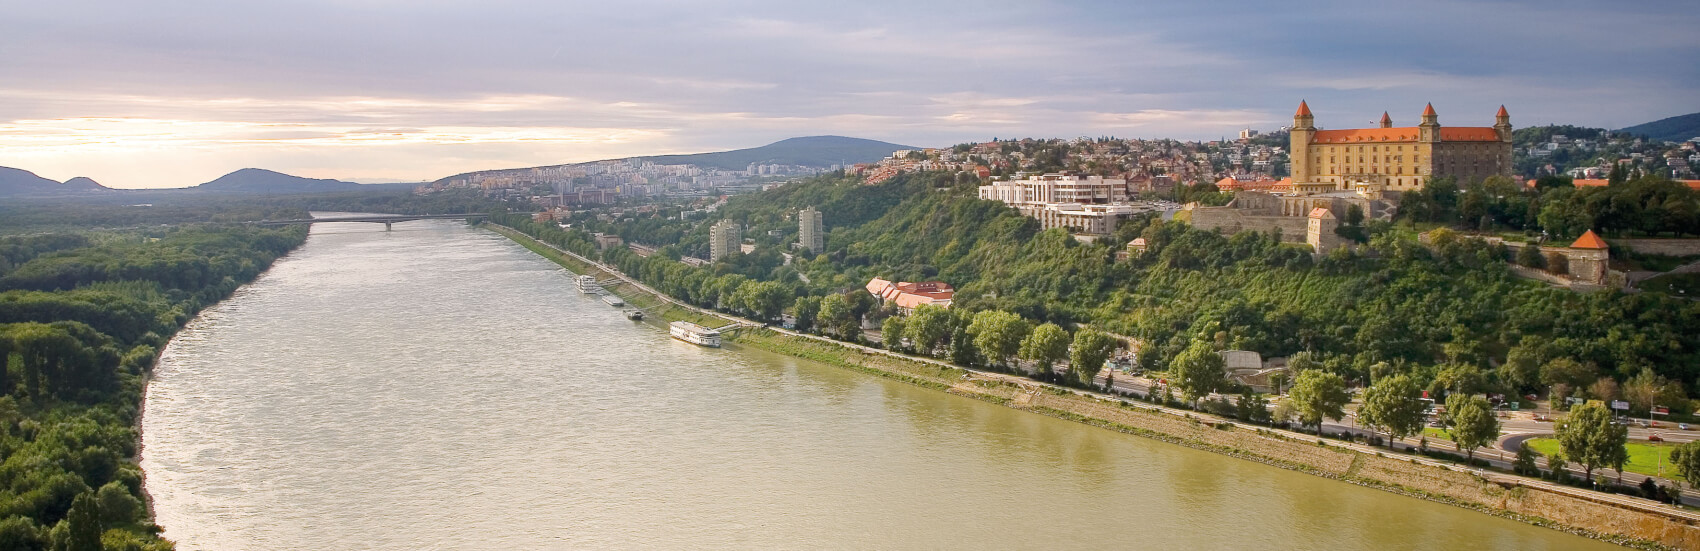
{"left": 1289, "top": 101, "right": 1514, "bottom": 192}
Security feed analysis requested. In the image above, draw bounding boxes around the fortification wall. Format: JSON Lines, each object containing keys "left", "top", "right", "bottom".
{"left": 1188, "top": 207, "right": 1308, "bottom": 243}
{"left": 1613, "top": 239, "right": 1700, "bottom": 256}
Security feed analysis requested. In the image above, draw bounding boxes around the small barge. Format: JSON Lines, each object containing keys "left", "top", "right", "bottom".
{"left": 600, "top": 294, "right": 625, "bottom": 307}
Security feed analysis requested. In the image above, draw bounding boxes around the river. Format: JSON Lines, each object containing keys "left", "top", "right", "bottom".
{"left": 139, "top": 219, "right": 1616, "bottom": 550}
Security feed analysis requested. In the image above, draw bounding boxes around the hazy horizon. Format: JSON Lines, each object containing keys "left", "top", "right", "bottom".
{"left": 4, "top": 1, "right": 1696, "bottom": 188}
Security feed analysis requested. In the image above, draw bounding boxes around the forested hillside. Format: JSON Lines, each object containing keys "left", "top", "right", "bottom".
{"left": 512, "top": 171, "right": 1700, "bottom": 415}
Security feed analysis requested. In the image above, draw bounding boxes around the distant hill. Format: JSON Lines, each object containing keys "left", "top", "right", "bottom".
{"left": 429, "top": 135, "right": 918, "bottom": 187}
{"left": 62, "top": 177, "right": 108, "bottom": 191}
{"left": 634, "top": 136, "right": 918, "bottom": 170}
{"left": 192, "top": 168, "right": 365, "bottom": 194}
{"left": 1619, "top": 112, "right": 1700, "bottom": 143}
{"left": 0, "top": 167, "right": 114, "bottom": 197}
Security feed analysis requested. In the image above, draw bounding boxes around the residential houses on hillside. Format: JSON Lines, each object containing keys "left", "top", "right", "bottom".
{"left": 420, "top": 158, "right": 842, "bottom": 205}
{"left": 851, "top": 135, "right": 1291, "bottom": 191}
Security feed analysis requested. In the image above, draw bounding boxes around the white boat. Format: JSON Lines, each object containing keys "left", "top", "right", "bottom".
{"left": 601, "top": 294, "right": 625, "bottom": 307}
{"left": 576, "top": 275, "right": 601, "bottom": 294}
{"left": 669, "top": 321, "right": 721, "bottom": 347}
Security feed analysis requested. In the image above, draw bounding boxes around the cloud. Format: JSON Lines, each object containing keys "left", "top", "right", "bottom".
{"left": 0, "top": 1, "right": 1694, "bottom": 187}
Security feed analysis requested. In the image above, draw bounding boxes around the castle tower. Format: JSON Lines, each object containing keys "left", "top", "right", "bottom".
{"left": 1379, "top": 112, "right": 1392, "bottom": 128}
{"left": 1418, "top": 103, "right": 1439, "bottom": 143}
{"left": 1494, "top": 105, "right": 1512, "bottom": 142}
{"left": 1290, "top": 100, "right": 1315, "bottom": 182}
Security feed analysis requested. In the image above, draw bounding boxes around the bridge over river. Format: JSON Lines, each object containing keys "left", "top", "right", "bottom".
{"left": 254, "top": 213, "right": 489, "bottom": 231}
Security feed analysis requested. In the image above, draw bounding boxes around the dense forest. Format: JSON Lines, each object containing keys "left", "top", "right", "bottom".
{"left": 502, "top": 171, "right": 1700, "bottom": 419}
{"left": 0, "top": 189, "right": 507, "bottom": 549}
{"left": 0, "top": 222, "right": 308, "bottom": 549}
{"left": 0, "top": 189, "right": 506, "bottom": 234}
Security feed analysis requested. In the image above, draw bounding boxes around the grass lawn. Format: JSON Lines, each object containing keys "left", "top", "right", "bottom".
{"left": 1525, "top": 437, "right": 1677, "bottom": 478}
{"left": 1422, "top": 427, "right": 1453, "bottom": 441}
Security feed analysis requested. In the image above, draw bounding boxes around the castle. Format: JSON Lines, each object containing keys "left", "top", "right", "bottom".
{"left": 1185, "top": 101, "right": 1517, "bottom": 253}
{"left": 1290, "top": 101, "right": 1514, "bottom": 191}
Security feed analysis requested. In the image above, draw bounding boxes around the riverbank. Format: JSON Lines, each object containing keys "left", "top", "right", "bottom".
{"left": 486, "top": 222, "right": 1700, "bottom": 550}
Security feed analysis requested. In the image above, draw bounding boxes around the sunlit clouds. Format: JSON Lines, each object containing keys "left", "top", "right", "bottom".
{"left": 2, "top": 1, "right": 1696, "bottom": 188}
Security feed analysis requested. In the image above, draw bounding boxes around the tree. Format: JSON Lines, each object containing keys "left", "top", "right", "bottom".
{"left": 1516, "top": 243, "right": 1546, "bottom": 269}
{"left": 880, "top": 316, "right": 907, "bottom": 351}
{"left": 0, "top": 516, "right": 44, "bottom": 551}
{"left": 1359, "top": 375, "right": 1426, "bottom": 449}
{"left": 1588, "top": 377, "right": 1621, "bottom": 402}
{"left": 1171, "top": 341, "right": 1225, "bottom": 404}
{"left": 1236, "top": 390, "right": 1272, "bottom": 424}
{"left": 57, "top": 493, "right": 100, "bottom": 551}
{"left": 1623, "top": 367, "right": 1685, "bottom": 416}
{"left": 792, "top": 296, "right": 820, "bottom": 332}
{"left": 1018, "top": 323, "right": 1070, "bottom": 379}
{"left": 1269, "top": 371, "right": 1288, "bottom": 395}
{"left": 1446, "top": 394, "right": 1501, "bottom": 462}
{"left": 94, "top": 482, "right": 141, "bottom": 526}
{"left": 1514, "top": 443, "right": 1541, "bottom": 476}
{"left": 1429, "top": 364, "right": 1488, "bottom": 398}
{"left": 965, "top": 310, "right": 1029, "bottom": 369}
{"left": 1501, "top": 338, "right": 1545, "bottom": 392}
{"left": 903, "top": 305, "right": 954, "bottom": 356}
{"left": 1670, "top": 441, "right": 1700, "bottom": 489}
{"left": 1540, "top": 358, "right": 1595, "bottom": 402}
{"left": 817, "top": 294, "right": 857, "bottom": 340}
{"left": 1068, "top": 328, "right": 1118, "bottom": 387}
{"left": 1287, "top": 369, "right": 1349, "bottom": 432}
{"left": 1555, "top": 402, "right": 1628, "bottom": 484}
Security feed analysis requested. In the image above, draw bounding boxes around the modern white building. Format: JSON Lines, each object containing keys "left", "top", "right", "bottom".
{"left": 978, "top": 173, "right": 1138, "bottom": 235}
{"left": 709, "top": 219, "right": 742, "bottom": 262}
{"left": 977, "top": 173, "right": 1128, "bottom": 205}
{"left": 798, "top": 207, "right": 824, "bottom": 254}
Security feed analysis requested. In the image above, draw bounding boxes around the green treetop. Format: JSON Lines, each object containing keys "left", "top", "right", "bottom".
{"left": 1359, "top": 374, "right": 1426, "bottom": 448}
{"left": 1556, "top": 402, "right": 1628, "bottom": 484}
{"left": 1286, "top": 369, "right": 1349, "bottom": 432}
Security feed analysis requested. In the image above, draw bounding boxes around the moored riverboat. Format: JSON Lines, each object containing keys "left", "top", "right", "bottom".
{"left": 576, "top": 275, "right": 602, "bottom": 294}
{"left": 669, "top": 321, "right": 721, "bottom": 347}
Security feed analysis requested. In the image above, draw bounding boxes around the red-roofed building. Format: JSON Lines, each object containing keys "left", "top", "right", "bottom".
{"left": 1290, "top": 101, "right": 1513, "bottom": 193}
{"left": 866, "top": 278, "right": 955, "bottom": 313}
{"left": 1573, "top": 178, "right": 1700, "bottom": 191}
{"left": 1215, "top": 176, "right": 1292, "bottom": 192}
{"left": 1570, "top": 229, "right": 1609, "bottom": 250}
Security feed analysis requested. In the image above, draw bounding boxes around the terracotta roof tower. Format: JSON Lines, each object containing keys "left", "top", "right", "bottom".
{"left": 1570, "top": 229, "right": 1608, "bottom": 250}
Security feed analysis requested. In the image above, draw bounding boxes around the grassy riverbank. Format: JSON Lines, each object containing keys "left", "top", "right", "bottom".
{"left": 487, "top": 222, "right": 1696, "bottom": 551}
{"left": 485, "top": 224, "right": 721, "bottom": 327}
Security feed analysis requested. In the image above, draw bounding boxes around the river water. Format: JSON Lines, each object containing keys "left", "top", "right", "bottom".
{"left": 139, "top": 219, "right": 1614, "bottom": 550}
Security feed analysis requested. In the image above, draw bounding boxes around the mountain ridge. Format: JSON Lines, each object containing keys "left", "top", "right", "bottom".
{"left": 191, "top": 168, "right": 365, "bottom": 194}
{"left": 1618, "top": 112, "right": 1700, "bottom": 143}
{"left": 431, "top": 135, "right": 918, "bottom": 185}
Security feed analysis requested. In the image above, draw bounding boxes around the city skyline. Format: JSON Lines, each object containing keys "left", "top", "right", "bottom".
{"left": 3, "top": 0, "right": 1696, "bottom": 188}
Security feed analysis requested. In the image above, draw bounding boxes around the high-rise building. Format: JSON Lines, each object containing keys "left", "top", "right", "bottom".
{"left": 709, "top": 219, "right": 742, "bottom": 261}
{"left": 1289, "top": 101, "right": 1513, "bottom": 192}
{"left": 798, "top": 207, "right": 824, "bottom": 254}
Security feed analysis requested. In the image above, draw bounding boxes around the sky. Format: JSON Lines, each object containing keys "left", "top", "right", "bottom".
{"left": 2, "top": 1, "right": 1696, "bottom": 188}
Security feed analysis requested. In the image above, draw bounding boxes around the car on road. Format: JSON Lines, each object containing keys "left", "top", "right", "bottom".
{"left": 1649, "top": 433, "right": 1665, "bottom": 442}
{"left": 1682, "top": 423, "right": 1692, "bottom": 431}
{"left": 1533, "top": 414, "right": 1549, "bottom": 422}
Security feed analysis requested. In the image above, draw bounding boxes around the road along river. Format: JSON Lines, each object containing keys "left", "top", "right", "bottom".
{"left": 139, "top": 219, "right": 1616, "bottom": 550}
